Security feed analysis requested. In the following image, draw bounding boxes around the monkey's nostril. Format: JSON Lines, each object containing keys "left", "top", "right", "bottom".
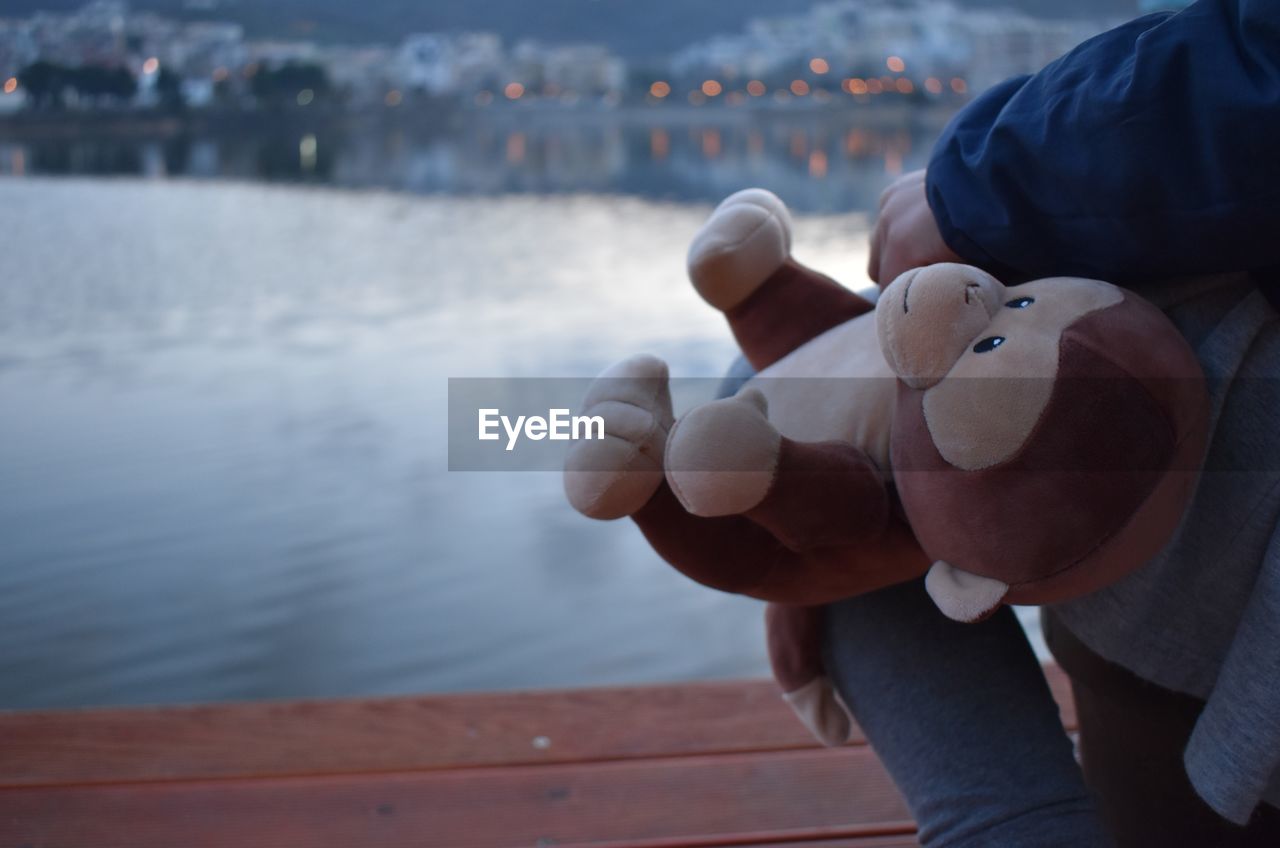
{"left": 963, "top": 283, "right": 981, "bottom": 305}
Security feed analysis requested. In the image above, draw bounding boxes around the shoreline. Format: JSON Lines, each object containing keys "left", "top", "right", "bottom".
{"left": 0, "top": 101, "right": 960, "bottom": 140}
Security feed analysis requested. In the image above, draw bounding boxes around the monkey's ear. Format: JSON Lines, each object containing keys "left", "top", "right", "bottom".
{"left": 925, "top": 561, "right": 1008, "bottom": 623}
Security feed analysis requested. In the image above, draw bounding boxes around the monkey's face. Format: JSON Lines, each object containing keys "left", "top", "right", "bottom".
{"left": 878, "top": 265, "right": 1206, "bottom": 622}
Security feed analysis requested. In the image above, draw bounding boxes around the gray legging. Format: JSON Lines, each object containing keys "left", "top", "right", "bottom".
{"left": 823, "top": 580, "right": 1112, "bottom": 848}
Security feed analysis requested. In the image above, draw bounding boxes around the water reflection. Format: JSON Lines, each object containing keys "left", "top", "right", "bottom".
{"left": 0, "top": 178, "right": 882, "bottom": 708}
{"left": 0, "top": 114, "right": 942, "bottom": 212}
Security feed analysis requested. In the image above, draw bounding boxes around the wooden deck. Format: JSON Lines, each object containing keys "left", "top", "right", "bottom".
{"left": 0, "top": 665, "right": 1074, "bottom": 847}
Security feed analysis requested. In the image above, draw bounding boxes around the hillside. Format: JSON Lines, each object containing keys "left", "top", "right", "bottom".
{"left": 7, "top": 0, "right": 1140, "bottom": 57}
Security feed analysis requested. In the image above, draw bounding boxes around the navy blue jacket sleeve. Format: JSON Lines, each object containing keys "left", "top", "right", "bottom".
{"left": 927, "top": 0, "right": 1280, "bottom": 282}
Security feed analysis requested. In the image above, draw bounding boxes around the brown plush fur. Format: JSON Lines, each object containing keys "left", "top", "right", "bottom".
{"left": 727, "top": 259, "right": 876, "bottom": 370}
{"left": 896, "top": 295, "right": 1208, "bottom": 602}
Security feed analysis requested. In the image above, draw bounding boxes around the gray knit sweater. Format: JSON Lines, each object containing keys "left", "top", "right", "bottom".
{"left": 1051, "top": 272, "right": 1280, "bottom": 824}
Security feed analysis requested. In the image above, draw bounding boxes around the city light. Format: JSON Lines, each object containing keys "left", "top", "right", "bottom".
{"left": 790, "top": 131, "right": 807, "bottom": 158}
{"left": 0, "top": 1, "right": 1088, "bottom": 119}
{"left": 845, "top": 128, "right": 868, "bottom": 155}
{"left": 506, "top": 132, "right": 525, "bottom": 163}
{"left": 299, "top": 134, "right": 317, "bottom": 171}
{"left": 809, "top": 149, "right": 828, "bottom": 178}
{"left": 650, "top": 128, "right": 669, "bottom": 158}
{"left": 886, "top": 149, "right": 904, "bottom": 176}
{"left": 701, "top": 129, "right": 721, "bottom": 158}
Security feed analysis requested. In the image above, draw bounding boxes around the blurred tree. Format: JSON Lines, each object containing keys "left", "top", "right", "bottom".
{"left": 17, "top": 61, "right": 67, "bottom": 109}
{"left": 69, "top": 66, "right": 138, "bottom": 104}
{"left": 250, "top": 62, "right": 332, "bottom": 106}
{"left": 107, "top": 67, "right": 139, "bottom": 101}
{"left": 155, "top": 67, "right": 186, "bottom": 112}
{"left": 213, "top": 77, "right": 236, "bottom": 104}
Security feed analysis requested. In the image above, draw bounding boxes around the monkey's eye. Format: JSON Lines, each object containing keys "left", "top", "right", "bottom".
{"left": 973, "top": 336, "right": 1006, "bottom": 353}
{"left": 1005, "top": 297, "right": 1035, "bottom": 309}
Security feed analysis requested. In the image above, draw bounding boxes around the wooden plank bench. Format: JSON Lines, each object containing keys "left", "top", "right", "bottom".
{"left": 0, "top": 665, "right": 1074, "bottom": 847}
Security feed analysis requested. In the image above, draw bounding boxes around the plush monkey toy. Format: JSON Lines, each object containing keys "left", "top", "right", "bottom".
{"left": 564, "top": 188, "right": 1207, "bottom": 745}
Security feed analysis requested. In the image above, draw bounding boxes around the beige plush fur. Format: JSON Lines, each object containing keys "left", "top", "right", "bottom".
{"left": 876, "top": 263, "right": 1004, "bottom": 390}
{"left": 564, "top": 354, "right": 673, "bottom": 520}
{"left": 781, "top": 675, "right": 855, "bottom": 747}
{"left": 925, "top": 560, "right": 1010, "bottom": 623}
{"left": 665, "top": 389, "right": 782, "bottom": 517}
{"left": 920, "top": 277, "right": 1124, "bottom": 471}
{"left": 746, "top": 312, "right": 897, "bottom": 471}
{"left": 687, "top": 189, "right": 792, "bottom": 310}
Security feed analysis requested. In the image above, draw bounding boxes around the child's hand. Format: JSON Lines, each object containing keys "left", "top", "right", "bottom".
{"left": 868, "top": 169, "right": 962, "bottom": 286}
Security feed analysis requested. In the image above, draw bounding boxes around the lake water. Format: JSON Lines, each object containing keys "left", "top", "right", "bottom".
{"left": 0, "top": 119, "right": 1041, "bottom": 709}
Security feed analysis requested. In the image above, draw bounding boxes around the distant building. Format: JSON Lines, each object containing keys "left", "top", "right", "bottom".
{"left": 0, "top": 0, "right": 255, "bottom": 106}
{"left": 247, "top": 40, "right": 320, "bottom": 68}
{"left": 961, "top": 10, "right": 1101, "bottom": 91}
{"left": 394, "top": 33, "right": 504, "bottom": 96}
{"left": 0, "top": 21, "right": 39, "bottom": 80}
{"left": 395, "top": 34, "right": 453, "bottom": 94}
{"left": 451, "top": 33, "right": 505, "bottom": 93}
{"left": 672, "top": 0, "right": 1118, "bottom": 98}
{"left": 166, "top": 21, "right": 246, "bottom": 78}
{"left": 0, "top": 0, "right": 1113, "bottom": 112}
{"left": 514, "top": 42, "right": 625, "bottom": 97}
{"left": 321, "top": 44, "right": 395, "bottom": 103}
